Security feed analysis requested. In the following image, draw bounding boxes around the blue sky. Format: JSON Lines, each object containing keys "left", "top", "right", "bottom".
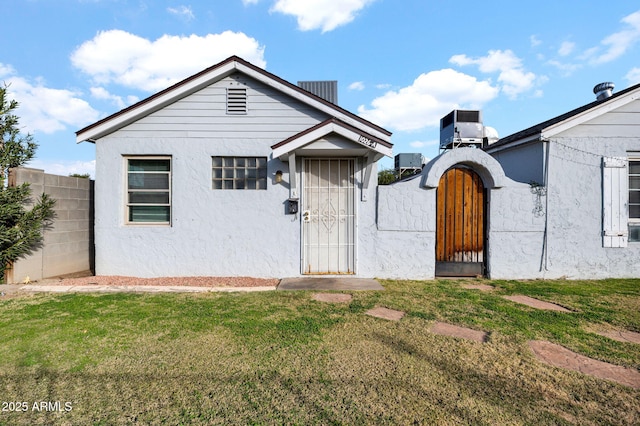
{"left": 3, "top": 0, "right": 640, "bottom": 176}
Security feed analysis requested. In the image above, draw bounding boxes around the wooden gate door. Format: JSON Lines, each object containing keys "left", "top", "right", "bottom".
{"left": 436, "top": 167, "right": 485, "bottom": 277}
{"left": 302, "top": 159, "right": 355, "bottom": 274}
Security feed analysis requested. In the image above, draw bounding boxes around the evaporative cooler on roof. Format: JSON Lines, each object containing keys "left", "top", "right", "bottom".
{"left": 439, "top": 110, "right": 484, "bottom": 150}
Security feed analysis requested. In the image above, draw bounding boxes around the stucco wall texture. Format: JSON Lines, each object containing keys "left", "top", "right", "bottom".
{"left": 93, "top": 140, "right": 640, "bottom": 280}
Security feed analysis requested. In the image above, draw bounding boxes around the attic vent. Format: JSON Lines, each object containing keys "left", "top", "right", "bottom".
{"left": 227, "top": 88, "right": 247, "bottom": 114}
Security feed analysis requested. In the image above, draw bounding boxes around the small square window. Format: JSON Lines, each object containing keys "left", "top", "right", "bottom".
{"left": 212, "top": 156, "right": 267, "bottom": 190}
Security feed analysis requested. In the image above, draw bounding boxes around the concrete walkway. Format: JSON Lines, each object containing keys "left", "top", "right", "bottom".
{"left": 278, "top": 277, "right": 383, "bottom": 291}
{"left": 1, "top": 277, "right": 384, "bottom": 295}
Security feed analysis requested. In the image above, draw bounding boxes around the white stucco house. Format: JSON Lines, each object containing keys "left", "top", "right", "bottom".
{"left": 76, "top": 56, "right": 395, "bottom": 279}
{"left": 76, "top": 56, "right": 640, "bottom": 280}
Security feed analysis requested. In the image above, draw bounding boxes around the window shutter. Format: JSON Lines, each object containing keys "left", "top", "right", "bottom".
{"left": 602, "top": 157, "right": 628, "bottom": 248}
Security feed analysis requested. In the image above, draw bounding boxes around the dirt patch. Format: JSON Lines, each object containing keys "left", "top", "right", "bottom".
{"left": 429, "top": 322, "right": 488, "bottom": 343}
{"left": 529, "top": 340, "right": 640, "bottom": 389}
{"left": 596, "top": 329, "right": 640, "bottom": 344}
{"left": 0, "top": 285, "right": 30, "bottom": 299}
{"left": 312, "top": 293, "right": 352, "bottom": 303}
{"left": 503, "top": 295, "right": 572, "bottom": 312}
{"left": 365, "top": 307, "right": 405, "bottom": 321}
{"left": 31, "top": 275, "right": 280, "bottom": 288}
{"left": 461, "top": 284, "right": 495, "bottom": 292}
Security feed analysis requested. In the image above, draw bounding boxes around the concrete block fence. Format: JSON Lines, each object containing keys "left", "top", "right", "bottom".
{"left": 4, "top": 167, "right": 94, "bottom": 284}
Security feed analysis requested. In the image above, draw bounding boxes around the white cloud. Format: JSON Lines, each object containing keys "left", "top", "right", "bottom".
{"left": 626, "top": 67, "right": 640, "bottom": 85}
{"left": 167, "top": 5, "right": 195, "bottom": 20}
{"left": 242, "top": 0, "right": 260, "bottom": 4}
{"left": 450, "top": 50, "right": 540, "bottom": 99}
{"left": 0, "top": 63, "right": 16, "bottom": 76}
{"left": 90, "top": 87, "right": 126, "bottom": 109}
{"left": 0, "top": 63, "right": 99, "bottom": 134}
{"left": 71, "top": 30, "right": 266, "bottom": 92}
{"left": 530, "top": 35, "right": 542, "bottom": 47}
{"left": 584, "top": 10, "right": 640, "bottom": 65}
{"left": 270, "top": 0, "right": 376, "bottom": 33}
{"left": 558, "top": 41, "right": 575, "bottom": 56}
{"left": 27, "top": 159, "right": 96, "bottom": 178}
{"left": 547, "top": 60, "right": 582, "bottom": 76}
{"left": 348, "top": 81, "right": 365, "bottom": 91}
{"left": 357, "top": 68, "right": 498, "bottom": 131}
{"left": 375, "top": 83, "right": 391, "bottom": 90}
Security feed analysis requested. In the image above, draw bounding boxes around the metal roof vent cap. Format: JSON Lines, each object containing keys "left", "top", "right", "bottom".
{"left": 593, "top": 82, "right": 615, "bottom": 101}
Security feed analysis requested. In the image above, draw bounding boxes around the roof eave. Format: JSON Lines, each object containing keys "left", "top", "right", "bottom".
{"left": 271, "top": 118, "right": 393, "bottom": 161}
{"left": 486, "top": 83, "right": 640, "bottom": 151}
{"left": 541, "top": 90, "right": 640, "bottom": 139}
{"left": 76, "top": 59, "right": 239, "bottom": 143}
{"left": 484, "top": 133, "right": 541, "bottom": 153}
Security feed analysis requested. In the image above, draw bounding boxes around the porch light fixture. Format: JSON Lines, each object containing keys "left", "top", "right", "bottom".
{"left": 275, "top": 170, "right": 283, "bottom": 183}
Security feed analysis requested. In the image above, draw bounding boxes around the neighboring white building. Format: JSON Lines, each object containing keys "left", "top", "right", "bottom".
{"left": 483, "top": 82, "right": 640, "bottom": 279}
{"left": 76, "top": 56, "right": 640, "bottom": 280}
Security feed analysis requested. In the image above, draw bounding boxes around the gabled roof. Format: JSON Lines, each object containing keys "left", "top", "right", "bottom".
{"left": 271, "top": 118, "right": 393, "bottom": 161}
{"left": 76, "top": 55, "right": 392, "bottom": 143}
{"left": 485, "top": 82, "right": 640, "bottom": 151}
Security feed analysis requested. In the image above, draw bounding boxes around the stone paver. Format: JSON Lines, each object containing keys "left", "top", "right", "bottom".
{"left": 503, "top": 295, "right": 571, "bottom": 312}
{"left": 312, "top": 293, "right": 352, "bottom": 303}
{"left": 365, "top": 306, "right": 405, "bottom": 321}
{"left": 529, "top": 340, "right": 640, "bottom": 389}
{"left": 596, "top": 329, "right": 640, "bottom": 344}
{"left": 429, "top": 322, "right": 488, "bottom": 342}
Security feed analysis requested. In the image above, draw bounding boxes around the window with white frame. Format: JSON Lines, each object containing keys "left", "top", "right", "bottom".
{"left": 126, "top": 157, "right": 171, "bottom": 224}
{"left": 630, "top": 159, "right": 640, "bottom": 242}
{"left": 212, "top": 156, "right": 267, "bottom": 189}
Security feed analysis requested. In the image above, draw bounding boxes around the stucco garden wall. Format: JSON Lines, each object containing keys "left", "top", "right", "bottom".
{"left": 372, "top": 148, "right": 548, "bottom": 280}
{"left": 371, "top": 178, "right": 435, "bottom": 279}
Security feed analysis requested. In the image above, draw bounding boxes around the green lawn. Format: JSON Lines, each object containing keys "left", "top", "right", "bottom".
{"left": 0, "top": 279, "right": 638, "bottom": 425}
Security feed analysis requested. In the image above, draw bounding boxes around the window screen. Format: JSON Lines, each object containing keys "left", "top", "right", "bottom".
{"left": 630, "top": 160, "right": 640, "bottom": 242}
{"left": 126, "top": 158, "right": 171, "bottom": 223}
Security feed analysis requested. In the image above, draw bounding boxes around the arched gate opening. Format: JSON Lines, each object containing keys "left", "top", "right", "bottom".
{"left": 435, "top": 166, "right": 486, "bottom": 277}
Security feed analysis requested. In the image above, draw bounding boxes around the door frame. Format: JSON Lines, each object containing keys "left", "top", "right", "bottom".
{"left": 435, "top": 165, "right": 487, "bottom": 277}
{"left": 300, "top": 157, "right": 357, "bottom": 275}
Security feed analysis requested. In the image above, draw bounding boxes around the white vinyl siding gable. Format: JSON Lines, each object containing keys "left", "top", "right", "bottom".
{"left": 602, "top": 157, "right": 628, "bottom": 247}
{"left": 113, "top": 75, "right": 329, "bottom": 141}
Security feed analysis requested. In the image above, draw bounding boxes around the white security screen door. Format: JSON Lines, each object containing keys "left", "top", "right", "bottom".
{"left": 302, "top": 159, "right": 355, "bottom": 274}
